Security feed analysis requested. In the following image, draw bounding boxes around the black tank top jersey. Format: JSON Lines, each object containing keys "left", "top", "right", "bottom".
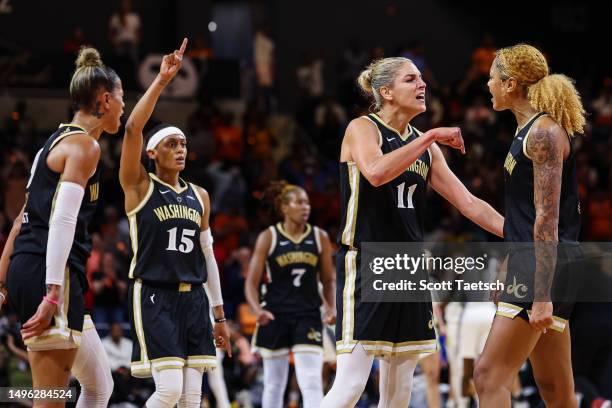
{"left": 503, "top": 113, "right": 581, "bottom": 242}
{"left": 261, "top": 223, "right": 322, "bottom": 315}
{"left": 338, "top": 113, "right": 431, "bottom": 248}
{"left": 13, "top": 124, "right": 101, "bottom": 275}
{"left": 127, "top": 174, "right": 206, "bottom": 284}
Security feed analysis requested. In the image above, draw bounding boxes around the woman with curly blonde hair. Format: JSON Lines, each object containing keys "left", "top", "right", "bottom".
{"left": 475, "top": 43, "right": 585, "bottom": 406}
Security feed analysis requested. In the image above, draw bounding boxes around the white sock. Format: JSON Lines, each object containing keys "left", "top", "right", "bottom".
{"left": 207, "top": 350, "right": 231, "bottom": 408}
{"left": 294, "top": 351, "right": 324, "bottom": 408}
{"left": 147, "top": 368, "right": 183, "bottom": 408}
{"left": 178, "top": 367, "right": 203, "bottom": 408}
{"left": 377, "top": 354, "right": 419, "bottom": 408}
{"left": 72, "top": 327, "right": 114, "bottom": 408}
{"left": 321, "top": 344, "right": 374, "bottom": 408}
{"left": 263, "top": 355, "right": 290, "bottom": 408}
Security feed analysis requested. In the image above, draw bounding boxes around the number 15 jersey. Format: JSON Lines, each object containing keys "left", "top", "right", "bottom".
{"left": 127, "top": 173, "right": 206, "bottom": 284}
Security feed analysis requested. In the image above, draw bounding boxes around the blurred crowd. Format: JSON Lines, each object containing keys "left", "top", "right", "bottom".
{"left": 1, "top": 8, "right": 611, "bottom": 407}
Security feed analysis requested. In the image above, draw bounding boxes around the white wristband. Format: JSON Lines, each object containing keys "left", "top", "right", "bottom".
{"left": 46, "top": 181, "right": 85, "bottom": 286}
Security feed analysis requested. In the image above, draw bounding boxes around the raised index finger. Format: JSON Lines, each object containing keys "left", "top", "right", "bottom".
{"left": 177, "top": 37, "right": 188, "bottom": 58}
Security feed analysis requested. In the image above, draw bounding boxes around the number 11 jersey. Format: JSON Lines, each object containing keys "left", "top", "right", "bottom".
{"left": 338, "top": 113, "right": 431, "bottom": 248}
{"left": 127, "top": 173, "right": 206, "bottom": 284}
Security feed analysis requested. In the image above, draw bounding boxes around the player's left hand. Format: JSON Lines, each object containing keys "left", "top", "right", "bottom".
{"left": 21, "top": 298, "right": 57, "bottom": 340}
{"left": 529, "top": 301, "right": 553, "bottom": 333}
{"left": 159, "top": 37, "right": 188, "bottom": 83}
{"left": 214, "top": 321, "right": 232, "bottom": 357}
{"left": 324, "top": 307, "right": 336, "bottom": 325}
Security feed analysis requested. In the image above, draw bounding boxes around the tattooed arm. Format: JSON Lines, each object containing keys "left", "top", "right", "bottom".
{"left": 525, "top": 119, "right": 568, "bottom": 332}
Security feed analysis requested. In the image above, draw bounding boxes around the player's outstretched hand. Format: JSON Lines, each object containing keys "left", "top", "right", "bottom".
{"left": 429, "top": 127, "right": 465, "bottom": 154}
{"left": 21, "top": 299, "right": 56, "bottom": 340}
{"left": 256, "top": 309, "right": 275, "bottom": 326}
{"left": 159, "top": 37, "right": 188, "bottom": 83}
{"left": 214, "top": 321, "right": 232, "bottom": 357}
{"left": 529, "top": 301, "right": 554, "bottom": 333}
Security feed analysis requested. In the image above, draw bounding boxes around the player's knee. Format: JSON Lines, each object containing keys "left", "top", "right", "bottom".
{"left": 157, "top": 376, "right": 183, "bottom": 406}
{"left": 535, "top": 375, "right": 575, "bottom": 406}
{"left": 473, "top": 360, "right": 495, "bottom": 394}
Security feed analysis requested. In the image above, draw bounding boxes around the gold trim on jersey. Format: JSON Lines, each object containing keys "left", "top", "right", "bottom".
{"left": 189, "top": 182, "right": 206, "bottom": 214}
{"left": 514, "top": 112, "right": 543, "bottom": 137}
{"left": 267, "top": 226, "right": 277, "bottom": 256}
{"left": 186, "top": 355, "right": 217, "bottom": 371}
{"left": 149, "top": 173, "right": 189, "bottom": 194}
{"left": 341, "top": 162, "right": 359, "bottom": 248}
{"left": 276, "top": 222, "right": 312, "bottom": 244}
{"left": 59, "top": 123, "right": 86, "bottom": 131}
{"left": 338, "top": 249, "right": 358, "bottom": 352}
{"left": 128, "top": 213, "right": 139, "bottom": 279}
{"left": 522, "top": 113, "right": 547, "bottom": 161}
{"left": 359, "top": 339, "right": 437, "bottom": 356}
{"left": 49, "top": 126, "right": 88, "bottom": 151}
{"left": 313, "top": 226, "right": 322, "bottom": 253}
{"left": 131, "top": 280, "right": 150, "bottom": 374}
{"left": 496, "top": 301, "right": 568, "bottom": 332}
{"left": 24, "top": 267, "right": 77, "bottom": 347}
{"left": 370, "top": 113, "right": 414, "bottom": 141}
{"left": 126, "top": 179, "right": 154, "bottom": 217}
{"left": 361, "top": 115, "right": 383, "bottom": 147}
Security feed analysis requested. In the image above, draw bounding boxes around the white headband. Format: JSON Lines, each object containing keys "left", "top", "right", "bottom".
{"left": 146, "top": 126, "right": 186, "bottom": 151}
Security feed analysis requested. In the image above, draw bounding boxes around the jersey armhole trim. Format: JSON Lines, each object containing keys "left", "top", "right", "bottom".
{"left": 126, "top": 178, "right": 154, "bottom": 216}
{"left": 49, "top": 131, "right": 88, "bottom": 151}
{"left": 522, "top": 113, "right": 547, "bottom": 161}
{"left": 314, "top": 226, "right": 322, "bottom": 253}
{"left": 267, "top": 226, "right": 277, "bottom": 256}
{"left": 189, "top": 183, "right": 206, "bottom": 215}
{"left": 361, "top": 115, "right": 383, "bottom": 147}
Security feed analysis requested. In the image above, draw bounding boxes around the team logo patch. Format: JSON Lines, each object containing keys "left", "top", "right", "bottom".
{"left": 307, "top": 328, "right": 322, "bottom": 343}
{"left": 506, "top": 276, "right": 527, "bottom": 299}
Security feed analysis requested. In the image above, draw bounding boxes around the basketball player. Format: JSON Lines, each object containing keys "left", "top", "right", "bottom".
{"left": 0, "top": 47, "right": 123, "bottom": 407}
{"left": 245, "top": 181, "right": 336, "bottom": 408}
{"left": 474, "top": 44, "right": 585, "bottom": 407}
{"left": 321, "top": 57, "right": 504, "bottom": 407}
{"left": 119, "top": 38, "right": 231, "bottom": 407}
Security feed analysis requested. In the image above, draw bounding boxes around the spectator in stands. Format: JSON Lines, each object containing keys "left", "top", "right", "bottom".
{"left": 108, "top": 0, "right": 141, "bottom": 62}
{"left": 254, "top": 24, "right": 276, "bottom": 112}
{"left": 63, "top": 26, "right": 89, "bottom": 55}
{"left": 92, "top": 251, "right": 127, "bottom": 327}
{"left": 102, "top": 323, "right": 133, "bottom": 404}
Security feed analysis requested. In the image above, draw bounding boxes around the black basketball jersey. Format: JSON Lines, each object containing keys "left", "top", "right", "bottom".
{"left": 338, "top": 113, "right": 431, "bottom": 248}
{"left": 13, "top": 123, "right": 101, "bottom": 275}
{"left": 128, "top": 174, "right": 206, "bottom": 284}
{"left": 503, "top": 112, "right": 581, "bottom": 242}
{"left": 261, "top": 223, "right": 322, "bottom": 315}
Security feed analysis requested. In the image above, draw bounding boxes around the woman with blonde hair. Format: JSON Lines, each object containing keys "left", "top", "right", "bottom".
{"left": 321, "top": 57, "right": 504, "bottom": 407}
{"left": 475, "top": 43, "right": 585, "bottom": 407}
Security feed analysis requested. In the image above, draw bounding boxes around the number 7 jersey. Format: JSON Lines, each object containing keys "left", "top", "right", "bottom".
{"left": 262, "top": 223, "right": 322, "bottom": 315}
{"left": 338, "top": 113, "right": 431, "bottom": 248}
{"left": 127, "top": 173, "right": 206, "bottom": 284}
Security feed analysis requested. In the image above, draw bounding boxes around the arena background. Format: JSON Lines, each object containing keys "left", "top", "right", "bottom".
{"left": 0, "top": 0, "right": 610, "bottom": 407}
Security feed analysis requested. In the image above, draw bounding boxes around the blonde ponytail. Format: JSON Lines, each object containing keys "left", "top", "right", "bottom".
{"left": 528, "top": 74, "right": 586, "bottom": 136}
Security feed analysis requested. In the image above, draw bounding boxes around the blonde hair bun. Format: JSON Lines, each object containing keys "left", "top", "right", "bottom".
{"left": 357, "top": 68, "right": 374, "bottom": 95}
{"left": 75, "top": 47, "right": 103, "bottom": 69}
